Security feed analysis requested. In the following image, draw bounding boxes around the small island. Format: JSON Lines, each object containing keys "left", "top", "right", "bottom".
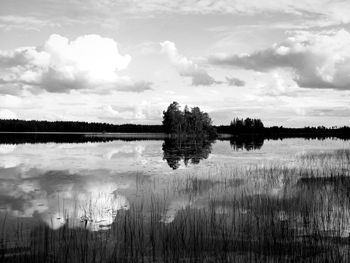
{"left": 162, "top": 101, "right": 217, "bottom": 139}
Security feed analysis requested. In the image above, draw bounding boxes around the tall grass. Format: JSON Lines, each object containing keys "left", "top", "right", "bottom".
{"left": 1, "top": 149, "right": 350, "bottom": 262}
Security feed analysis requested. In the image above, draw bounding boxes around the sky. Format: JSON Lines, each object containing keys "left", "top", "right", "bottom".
{"left": 1, "top": 0, "right": 350, "bottom": 127}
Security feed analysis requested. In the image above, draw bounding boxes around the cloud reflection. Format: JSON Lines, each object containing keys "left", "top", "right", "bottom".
{"left": 0, "top": 168, "right": 130, "bottom": 230}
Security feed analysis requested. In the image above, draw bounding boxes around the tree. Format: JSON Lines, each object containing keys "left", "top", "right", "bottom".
{"left": 162, "top": 102, "right": 184, "bottom": 134}
{"left": 162, "top": 102, "right": 217, "bottom": 138}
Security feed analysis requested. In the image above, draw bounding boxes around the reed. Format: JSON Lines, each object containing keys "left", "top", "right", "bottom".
{"left": 1, "top": 149, "right": 350, "bottom": 262}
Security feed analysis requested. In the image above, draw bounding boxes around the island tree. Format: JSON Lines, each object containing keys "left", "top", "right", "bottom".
{"left": 162, "top": 102, "right": 217, "bottom": 138}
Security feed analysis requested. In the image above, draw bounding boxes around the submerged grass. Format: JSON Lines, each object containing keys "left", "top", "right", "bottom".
{"left": 1, "top": 149, "right": 350, "bottom": 262}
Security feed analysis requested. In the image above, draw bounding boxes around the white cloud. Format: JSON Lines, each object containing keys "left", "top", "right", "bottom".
{"left": 0, "top": 34, "right": 152, "bottom": 93}
{"left": 102, "top": 100, "right": 162, "bottom": 122}
{"left": 160, "top": 41, "right": 218, "bottom": 86}
{"left": 210, "top": 29, "right": 350, "bottom": 90}
{"left": 0, "top": 109, "right": 17, "bottom": 119}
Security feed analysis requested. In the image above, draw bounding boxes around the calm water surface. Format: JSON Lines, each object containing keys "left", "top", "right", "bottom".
{"left": 0, "top": 137, "right": 349, "bottom": 231}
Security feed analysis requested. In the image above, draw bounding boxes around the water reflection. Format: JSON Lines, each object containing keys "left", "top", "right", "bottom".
{"left": 161, "top": 136, "right": 266, "bottom": 169}
{"left": 229, "top": 136, "right": 264, "bottom": 151}
{"left": 162, "top": 138, "right": 214, "bottom": 169}
{"left": 0, "top": 137, "right": 349, "bottom": 231}
{"left": 0, "top": 138, "right": 350, "bottom": 261}
{"left": 0, "top": 168, "right": 132, "bottom": 231}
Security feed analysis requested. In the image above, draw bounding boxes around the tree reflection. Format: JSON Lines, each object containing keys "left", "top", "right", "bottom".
{"left": 229, "top": 136, "right": 264, "bottom": 151}
{"left": 162, "top": 138, "right": 214, "bottom": 169}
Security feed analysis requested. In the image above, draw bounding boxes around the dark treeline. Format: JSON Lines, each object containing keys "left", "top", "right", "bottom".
{"left": 0, "top": 133, "right": 115, "bottom": 144}
{"left": 217, "top": 117, "right": 350, "bottom": 139}
{"left": 1, "top": 109, "right": 350, "bottom": 140}
{"left": 263, "top": 126, "right": 350, "bottom": 139}
{"left": 228, "top": 117, "right": 264, "bottom": 134}
{"left": 0, "top": 133, "right": 165, "bottom": 144}
{"left": 0, "top": 119, "right": 163, "bottom": 133}
{"left": 162, "top": 102, "right": 217, "bottom": 138}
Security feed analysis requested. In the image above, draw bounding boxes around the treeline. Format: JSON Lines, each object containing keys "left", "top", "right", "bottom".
{"left": 264, "top": 126, "right": 350, "bottom": 139}
{"left": 162, "top": 102, "right": 217, "bottom": 138}
{"left": 0, "top": 133, "right": 118, "bottom": 144}
{"left": 0, "top": 119, "right": 163, "bottom": 133}
{"left": 1, "top": 112, "right": 350, "bottom": 140}
{"left": 217, "top": 119, "right": 350, "bottom": 139}
{"left": 217, "top": 117, "right": 264, "bottom": 134}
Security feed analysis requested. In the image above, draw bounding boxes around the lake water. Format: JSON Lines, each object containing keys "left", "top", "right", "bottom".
{"left": 0, "top": 136, "right": 349, "bottom": 232}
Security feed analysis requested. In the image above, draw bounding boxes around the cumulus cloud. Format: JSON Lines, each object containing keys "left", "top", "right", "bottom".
{"left": 210, "top": 29, "right": 350, "bottom": 90}
{"left": 0, "top": 34, "right": 152, "bottom": 93}
{"left": 160, "top": 41, "right": 218, "bottom": 86}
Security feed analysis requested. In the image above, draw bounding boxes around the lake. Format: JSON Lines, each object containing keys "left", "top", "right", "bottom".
{"left": 1, "top": 135, "right": 350, "bottom": 261}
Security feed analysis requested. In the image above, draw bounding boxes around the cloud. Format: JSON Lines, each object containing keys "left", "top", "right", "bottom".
{"left": 117, "top": 81, "right": 153, "bottom": 93}
{"left": 210, "top": 29, "right": 350, "bottom": 90}
{"left": 226, "top": 77, "right": 245, "bottom": 87}
{"left": 305, "top": 107, "right": 350, "bottom": 117}
{"left": 108, "top": 0, "right": 350, "bottom": 25}
{"left": 1, "top": 1, "right": 349, "bottom": 37}
{"left": 102, "top": 101, "right": 162, "bottom": 122}
{"left": 160, "top": 41, "right": 218, "bottom": 86}
{"left": 0, "top": 15, "right": 60, "bottom": 32}
{"left": 0, "top": 34, "right": 151, "bottom": 93}
{"left": 4, "top": 0, "right": 349, "bottom": 27}
{"left": 0, "top": 109, "right": 17, "bottom": 119}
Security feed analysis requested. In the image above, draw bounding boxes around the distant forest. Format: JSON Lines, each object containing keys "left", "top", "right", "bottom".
{"left": 216, "top": 117, "right": 350, "bottom": 139}
{"left": 0, "top": 119, "right": 163, "bottom": 133}
{"left": 0, "top": 101, "right": 350, "bottom": 139}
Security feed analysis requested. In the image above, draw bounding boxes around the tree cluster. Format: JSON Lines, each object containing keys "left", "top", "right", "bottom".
{"left": 229, "top": 117, "right": 264, "bottom": 134}
{"left": 162, "top": 102, "right": 217, "bottom": 138}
